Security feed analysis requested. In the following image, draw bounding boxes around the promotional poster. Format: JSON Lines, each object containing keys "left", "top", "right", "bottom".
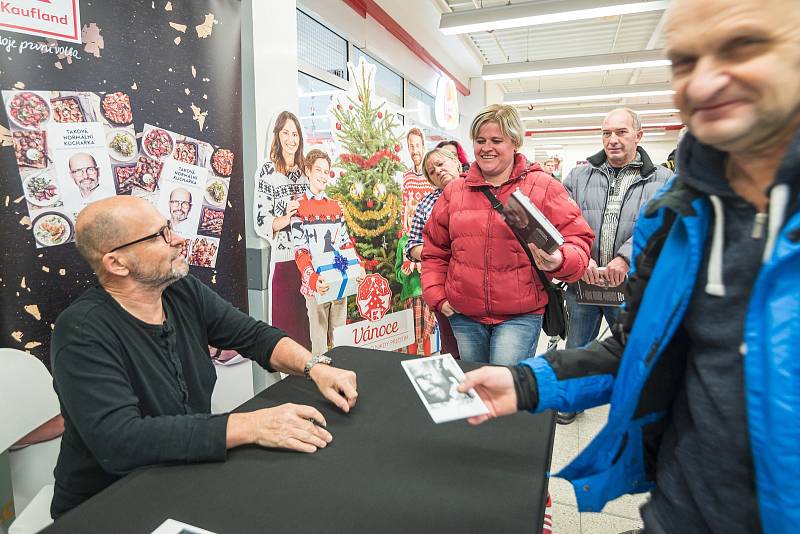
{"left": 0, "top": 0, "right": 245, "bottom": 365}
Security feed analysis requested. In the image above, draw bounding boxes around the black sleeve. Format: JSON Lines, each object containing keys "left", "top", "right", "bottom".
{"left": 52, "top": 321, "right": 229, "bottom": 476}
{"left": 511, "top": 365, "right": 538, "bottom": 411}
{"left": 543, "top": 335, "right": 625, "bottom": 381}
{"left": 190, "top": 276, "right": 289, "bottom": 371}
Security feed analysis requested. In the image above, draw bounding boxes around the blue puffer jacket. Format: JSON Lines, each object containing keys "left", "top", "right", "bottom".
{"left": 521, "top": 134, "right": 800, "bottom": 533}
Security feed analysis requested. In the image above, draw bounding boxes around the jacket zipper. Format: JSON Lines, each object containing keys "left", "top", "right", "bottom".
{"left": 485, "top": 186, "right": 493, "bottom": 315}
{"left": 596, "top": 167, "right": 611, "bottom": 265}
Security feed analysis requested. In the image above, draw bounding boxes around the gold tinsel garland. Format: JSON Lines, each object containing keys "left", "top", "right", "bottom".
{"left": 342, "top": 194, "right": 396, "bottom": 221}
{"left": 341, "top": 195, "right": 399, "bottom": 238}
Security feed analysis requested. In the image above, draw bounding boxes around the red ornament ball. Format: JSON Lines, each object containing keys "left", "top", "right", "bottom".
{"left": 394, "top": 144, "right": 401, "bottom": 153}
{"left": 335, "top": 122, "right": 341, "bottom": 130}
{"left": 348, "top": 104, "right": 353, "bottom": 110}
{"left": 329, "top": 171, "right": 335, "bottom": 177}
{"left": 366, "top": 200, "right": 374, "bottom": 208}
{"left": 377, "top": 111, "right": 383, "bottom": 119}
{"left": 337, "top": 104, "right": 342, "bottom": 111}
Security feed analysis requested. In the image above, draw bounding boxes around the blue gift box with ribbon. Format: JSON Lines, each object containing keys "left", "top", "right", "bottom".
{"left": 313, "top": 248, "right": 361, "bottom": 304}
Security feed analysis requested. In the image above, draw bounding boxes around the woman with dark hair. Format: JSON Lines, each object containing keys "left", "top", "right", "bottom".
{"left": 435, "top": 139, "right": 470, "bottom": 172}
{"left": 253, "top": 110, "right": 311, "bottom": 348}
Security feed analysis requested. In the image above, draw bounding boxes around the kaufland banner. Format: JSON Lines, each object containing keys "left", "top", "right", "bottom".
{"left": 0, "top": 0, "right": 81, "bottom": 43}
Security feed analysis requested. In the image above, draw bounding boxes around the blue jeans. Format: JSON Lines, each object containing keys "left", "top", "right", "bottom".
{"left": 448, "top": 313, "right": 543, "bottom": 365}
{"left": 565, "top": 287, "right": 622, "bottom": 349}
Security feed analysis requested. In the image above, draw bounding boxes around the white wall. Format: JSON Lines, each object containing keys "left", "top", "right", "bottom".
{"left": 521, "top": 138, "right": 678, "bottom": 178}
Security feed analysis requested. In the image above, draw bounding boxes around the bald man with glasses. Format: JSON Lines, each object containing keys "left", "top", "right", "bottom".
{"left": 68, "top": 152, "right": 101, "bottom": 200}
{"left": 49, "top": 195, "right": 359, "bottom": 519}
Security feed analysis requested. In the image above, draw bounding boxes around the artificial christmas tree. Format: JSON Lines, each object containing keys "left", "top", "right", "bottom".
{"left": 327, "top": 59, "right": 406, "bottom": 316}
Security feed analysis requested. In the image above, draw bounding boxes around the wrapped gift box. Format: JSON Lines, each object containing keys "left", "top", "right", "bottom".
{"left": 313, "top": 248, "right": 361, "bottom": 304}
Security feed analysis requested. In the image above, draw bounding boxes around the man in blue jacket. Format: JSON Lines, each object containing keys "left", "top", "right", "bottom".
{"left": 459, "top": 0, "right": 800, "bottom": 532}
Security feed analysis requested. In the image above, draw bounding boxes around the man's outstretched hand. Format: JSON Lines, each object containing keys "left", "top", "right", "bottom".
{"left": 458, "top": 366, "right": 519, "bottom": 425}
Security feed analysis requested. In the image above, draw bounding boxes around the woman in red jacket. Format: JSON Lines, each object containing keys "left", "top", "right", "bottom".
{"left": 421, "top": 104, "right": 594, "bottom": 365}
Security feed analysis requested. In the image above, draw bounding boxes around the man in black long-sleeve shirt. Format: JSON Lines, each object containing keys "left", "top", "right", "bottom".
{"left": 51, "top": 195, "right": 359, "bottom": 518}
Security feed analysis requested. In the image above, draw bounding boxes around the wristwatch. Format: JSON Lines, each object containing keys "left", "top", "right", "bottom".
{"left": 303, "top": 354, "right": 333, "bottom": 380}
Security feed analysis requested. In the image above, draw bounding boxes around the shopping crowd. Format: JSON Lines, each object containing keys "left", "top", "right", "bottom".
{"left": 42, "top": 0, "right": 799, "bottom": 532}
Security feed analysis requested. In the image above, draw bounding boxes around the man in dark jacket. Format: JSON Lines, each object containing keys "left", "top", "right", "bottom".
{"left": 558, "top": 108, "right": 672, "bottom": 424}
{"left": 50, "top": 196, "right": 358, "bottom": 518}
{"left": 458, "top": 0, "right": 800, "bottom": 532}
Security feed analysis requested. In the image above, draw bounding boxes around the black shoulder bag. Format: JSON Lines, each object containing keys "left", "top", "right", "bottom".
{"left": 480, "top": 188, "right": 569, "bottom": 340}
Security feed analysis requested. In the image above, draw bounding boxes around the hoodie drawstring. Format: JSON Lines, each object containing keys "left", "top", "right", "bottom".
{"left": 705, "top": 195, "right": 726, "bottom": 296}
{"left": 705, "top": 185, "right": 791, "bottom": 296}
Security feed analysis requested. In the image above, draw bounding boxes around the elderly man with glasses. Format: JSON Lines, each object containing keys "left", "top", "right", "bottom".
{"left": 49, "top": 195, "right": 359, "bottom": 519}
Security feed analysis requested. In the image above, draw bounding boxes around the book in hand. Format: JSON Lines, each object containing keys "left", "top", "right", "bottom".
{"left": 503, "top": 188, "right": 565, "bottom": 254}
{"left": 575, "top": 267, "right": 626, "bottom": 307}
{"left": 401, "top": 354, "right": 489, "bottom": 424}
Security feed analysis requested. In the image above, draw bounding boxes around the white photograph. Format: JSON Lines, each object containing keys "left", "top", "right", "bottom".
{"left": 402, "top": 354, "right": 489, "bottom": 424}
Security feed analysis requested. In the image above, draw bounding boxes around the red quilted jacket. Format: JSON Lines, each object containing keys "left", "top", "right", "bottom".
{"left": 421, "top": 154, "right": 594, "bottom": 325}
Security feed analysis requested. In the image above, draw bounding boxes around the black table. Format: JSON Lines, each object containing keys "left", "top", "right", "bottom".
{"left": 44, "top": 347, "right": 555, "bottom": 534}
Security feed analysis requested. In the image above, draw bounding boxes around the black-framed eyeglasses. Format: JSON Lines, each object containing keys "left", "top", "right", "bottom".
{"left": 107, "top": 220, "right": 173, "bottom": 253}
{"left": 70, "top": 166, "right": 99, "bottom": 178}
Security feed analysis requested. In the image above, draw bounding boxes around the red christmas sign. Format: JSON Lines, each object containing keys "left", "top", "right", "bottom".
{"left": 357, "top": 273, "right": 392, "bottom": 322}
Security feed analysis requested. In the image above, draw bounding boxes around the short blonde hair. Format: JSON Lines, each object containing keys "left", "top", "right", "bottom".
{"left": 421, "top": 148, "right": 458, "bottom": 185}
{"left": 470, "top": 104, "right": 524, "bottom": 148}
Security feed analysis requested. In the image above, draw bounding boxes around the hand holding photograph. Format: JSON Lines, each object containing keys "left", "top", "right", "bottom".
{"left": 402, "top": 354, "right": 489, "bottom": 424}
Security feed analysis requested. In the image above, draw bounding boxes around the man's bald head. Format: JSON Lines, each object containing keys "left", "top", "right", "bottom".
{"left": 665, "top": 0, "right": 800, "bottom": 152}
{"left": 75, "top": 196, "right": 161, "bottom": 275}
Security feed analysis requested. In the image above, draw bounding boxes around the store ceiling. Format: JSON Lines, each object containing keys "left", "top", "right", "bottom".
{"left": 437, "top": 0, "right": 680, "bottom": 146}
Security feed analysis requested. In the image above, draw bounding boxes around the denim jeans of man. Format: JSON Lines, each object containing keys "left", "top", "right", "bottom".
{"left": 565, "top": 287, "right": 622, "bottom": 348}
{"left": 448, "top": 313, "right": 543, "bottom": 365}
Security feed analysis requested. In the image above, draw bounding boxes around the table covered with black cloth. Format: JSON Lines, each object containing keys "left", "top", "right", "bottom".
{"left": 43, "top": 346, "right": 555, "bottom": 534}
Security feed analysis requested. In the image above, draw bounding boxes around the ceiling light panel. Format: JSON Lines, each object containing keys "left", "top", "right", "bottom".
{"left": 482, "top": 49, "right": 669, "bottom": 81}
{"left": 440, "top": 0, "right": 669, "bottom": 35}
{"left": 504, "top": 83, "right": 675, "bottom": 105}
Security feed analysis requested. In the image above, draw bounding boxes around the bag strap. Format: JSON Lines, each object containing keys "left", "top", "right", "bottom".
{"left": 480, "top": 187, "right": 557, "bottom": 291}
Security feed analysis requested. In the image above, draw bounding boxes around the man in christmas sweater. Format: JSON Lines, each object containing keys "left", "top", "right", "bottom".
{"left": 395, "top": 197, "right": 436, "bottom": 355}
{"left": 401, "top": 128, "right": 435, "bottom": 232}
{"left": 291, "top": 149, "right": 365, "bottom": 357}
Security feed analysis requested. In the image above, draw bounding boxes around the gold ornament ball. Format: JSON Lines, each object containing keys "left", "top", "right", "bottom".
{"left": 349, "top": 181, "right": 365, "bottom": 199}
{"left": 373, "top": 183, "right": 387, "bottom": 201}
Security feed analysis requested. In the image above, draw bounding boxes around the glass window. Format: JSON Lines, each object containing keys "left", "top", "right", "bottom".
{"left": 297, "top": 72, "right": 340, "bottom": 156}
{"left": 296, "top": 9, "right": 348, "bottom": 80}
{"left": 406, "top": 83, "right": 435, "bottom": 128}
{"left": 351, "top": 48, "right": 404, "bottom": 107}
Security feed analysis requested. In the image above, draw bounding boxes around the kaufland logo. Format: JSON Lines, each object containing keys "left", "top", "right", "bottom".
{"left": 1, "top": 1, "right": 68, "bottom": 25}
{"left": 0, "top": 0, "right": 80, "bottom": 43}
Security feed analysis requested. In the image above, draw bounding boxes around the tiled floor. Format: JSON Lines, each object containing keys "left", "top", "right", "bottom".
{"left": 534, "top": 332, "right": 647, "bottom": 534}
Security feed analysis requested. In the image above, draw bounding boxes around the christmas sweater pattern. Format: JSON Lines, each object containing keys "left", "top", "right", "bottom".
{"left": 253, "top": 158, "right": 309, "bottom": 263}
{"left": 290, "top": 191, "right": 358, "bottom": 297}
{"left": 401, "top": 170, "right": 435, "bottom": 232}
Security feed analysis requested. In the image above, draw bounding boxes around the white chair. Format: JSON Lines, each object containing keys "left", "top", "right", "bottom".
{"left": 0, "top": 348, "right": 60, "bottom": 534}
